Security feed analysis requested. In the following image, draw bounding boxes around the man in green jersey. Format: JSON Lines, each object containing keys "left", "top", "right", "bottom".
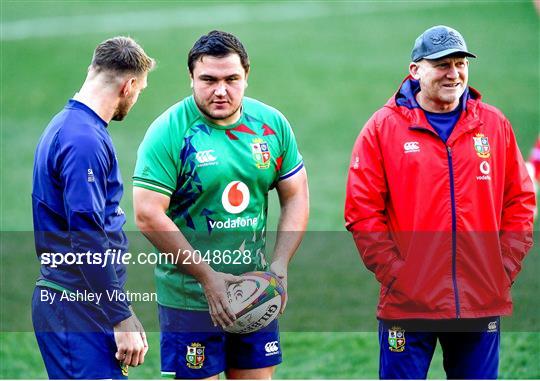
{"left": 133, "top": 31, "right": 309, "bottom": 379}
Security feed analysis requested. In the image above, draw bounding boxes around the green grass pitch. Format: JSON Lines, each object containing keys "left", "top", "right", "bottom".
{"left": 1, "top": 1, "right": 538, "bottom": 378}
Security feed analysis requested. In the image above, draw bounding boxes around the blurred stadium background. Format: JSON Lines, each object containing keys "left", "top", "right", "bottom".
{"left": 1, "top": 1, "right": 538, "bottom": 378}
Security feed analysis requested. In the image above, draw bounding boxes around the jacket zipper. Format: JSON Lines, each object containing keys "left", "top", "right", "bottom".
{"left": 446, "top": 145, "right": 460, "bottom": 318}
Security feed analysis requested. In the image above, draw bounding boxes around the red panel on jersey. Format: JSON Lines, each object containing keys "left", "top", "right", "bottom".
{"left": 233, "top": 124, "right": 256, "bottom": 135}
{"left": 275, "top": 156, "right": 283, "bottom": 172}
{"left": 262, "top": 124, "right": 276, "bottom": 136}
{"left": 225, "top": 130, "right": 239, "bottom": 140}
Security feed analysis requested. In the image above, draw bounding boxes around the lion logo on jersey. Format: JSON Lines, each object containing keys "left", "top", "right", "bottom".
{"left": 251, "top": 138, "right": 271, "bottom": 169}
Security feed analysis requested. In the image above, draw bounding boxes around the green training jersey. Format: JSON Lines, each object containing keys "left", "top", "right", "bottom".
{"left": 133, "top": 96, "right": 303, "bottom": 310}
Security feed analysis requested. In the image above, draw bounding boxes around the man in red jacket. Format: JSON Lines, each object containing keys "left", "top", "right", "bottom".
{"left": 344, "top": 25, "right": 535, "bottom": 379}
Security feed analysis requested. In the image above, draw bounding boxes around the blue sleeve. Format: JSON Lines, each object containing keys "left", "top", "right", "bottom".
{"left": 59, "top": 132, "right": 131, "bottom": 325}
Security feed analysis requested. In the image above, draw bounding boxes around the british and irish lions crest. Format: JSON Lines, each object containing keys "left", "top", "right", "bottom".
{"left": 251, "top": 138, "right": 271, "bottom": 169}
{"left": 388, "top": 326, "right": 406, "bottom": 352}
{"left": 119, "top": 362, "right": 128, "bottom": 376}
{"left": 186, "top": 343, "right": 205, "bottom": 369}
{"left": 473, "top": 133, "right": 491, "bottom": 159}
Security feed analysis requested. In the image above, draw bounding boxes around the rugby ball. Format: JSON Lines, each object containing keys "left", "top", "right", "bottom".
{"left": 224, "top": 271, "right": 286, "bottom": 334}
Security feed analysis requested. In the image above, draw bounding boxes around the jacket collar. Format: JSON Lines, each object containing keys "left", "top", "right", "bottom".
{"left": 385, "top": 76, "right": 483, "bottom": 144}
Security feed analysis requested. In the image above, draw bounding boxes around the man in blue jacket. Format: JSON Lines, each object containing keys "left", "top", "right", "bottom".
{"left": 32, "top": 36, "right": 154, "bottom": 379}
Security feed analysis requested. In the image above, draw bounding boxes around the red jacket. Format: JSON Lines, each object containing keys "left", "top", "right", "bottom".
{"left": 344, "top": 77, "right": 535, "bottom": 320}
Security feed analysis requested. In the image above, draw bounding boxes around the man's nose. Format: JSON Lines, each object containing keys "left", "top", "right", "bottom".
{"left": 215, "top": 83, "right": 227, "bottom": 96}
{"left": 447, "top": 65, "right": 459, "bottom": 79}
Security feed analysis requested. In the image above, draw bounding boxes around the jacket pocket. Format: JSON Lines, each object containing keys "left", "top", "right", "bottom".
{"left": 383, "top": 278, "right": 396, "bottom": 299}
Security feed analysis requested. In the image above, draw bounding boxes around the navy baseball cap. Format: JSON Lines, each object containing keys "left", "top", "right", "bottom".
{"left": 411, "top": 25, "right": 476, "bottom": 62}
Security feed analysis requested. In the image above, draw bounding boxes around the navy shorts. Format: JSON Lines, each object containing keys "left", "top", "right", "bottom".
{"left": 159, "top": 305, "right": 282, "bottom": 379}
{"left": 32, "top": 287, "right": 128, "bottom": 379}
{"left": 378, "top": 317, "right": 500, "bottom": 379}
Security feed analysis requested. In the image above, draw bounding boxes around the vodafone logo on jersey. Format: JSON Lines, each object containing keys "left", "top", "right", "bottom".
{"left": 211, "top": 181, "right": 257, "bottom": 230}
{"left": 222, "top": 181, "right": 250, "bottom": 214}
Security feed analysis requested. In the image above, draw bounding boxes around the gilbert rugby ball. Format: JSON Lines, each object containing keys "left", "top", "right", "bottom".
{"left": 224, "top": 271, "right": 286, "bottom": 334}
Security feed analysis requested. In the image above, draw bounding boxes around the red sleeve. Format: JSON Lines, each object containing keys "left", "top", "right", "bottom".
{"left": 499, "top": 120, "right": 536, "bottom": 282}
{"left": 529, "top": 138, "right": 540, "bottom": 181}
{"left": 344, "top": 116, "right": 404, "bottom": 286}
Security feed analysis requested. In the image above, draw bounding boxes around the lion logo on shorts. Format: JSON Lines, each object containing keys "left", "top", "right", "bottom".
{"left": 186, "top": 342, "right": 205, "bottom": 369}
{"left": 388, "top": 326, "right": 406, "bottom": 352}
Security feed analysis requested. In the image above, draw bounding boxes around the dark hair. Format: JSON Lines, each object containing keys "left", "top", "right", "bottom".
{"left": 91, "top": 36, "right": 155, "bottom": 75}
{"left": 188, "top": 30, "right": 249, "bottom": 74}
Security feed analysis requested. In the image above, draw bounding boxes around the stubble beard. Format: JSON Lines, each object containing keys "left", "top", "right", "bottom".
{"left": 439, "top": 90, "right": 463, "bottom": 108}
{"left": 112, "top": 98, "right": 130, "bottom": 121}
{"left": 194, "top": 95, "right": 241, "bottom": 123}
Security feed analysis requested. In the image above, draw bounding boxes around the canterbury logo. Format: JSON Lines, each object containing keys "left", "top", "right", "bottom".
{"left": 264, "top": 341, "right": 279, "bottom": 354}
{"left": 196, "top": 150, "right": 217, "bottom": 163}
{"left": 403, "top": 142, "right": 420, "bottom": 153}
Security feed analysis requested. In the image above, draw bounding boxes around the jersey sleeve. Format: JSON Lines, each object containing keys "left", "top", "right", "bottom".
{"left": 58, "top": 132, "right": 131, "bottom": 326}
{"left": 277, "top": 115, "right": 304, "bottom": 181}
{"left": 133, "top": 116, "right": 179, "bottom": 197}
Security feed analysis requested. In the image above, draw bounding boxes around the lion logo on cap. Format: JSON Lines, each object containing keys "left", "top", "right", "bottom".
{"left": 430, "top": 31, "right": 463, "bottom": 47}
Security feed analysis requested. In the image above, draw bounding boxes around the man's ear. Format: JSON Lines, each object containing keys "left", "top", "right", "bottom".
{"left": 119, "top": 77, "right": 137, "bottom": 97}
{"left": 189, "top": 68, "right": 194, "bottom": 89}
{"left": 409, "top": 62, "right": 421, "bottom": 80}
